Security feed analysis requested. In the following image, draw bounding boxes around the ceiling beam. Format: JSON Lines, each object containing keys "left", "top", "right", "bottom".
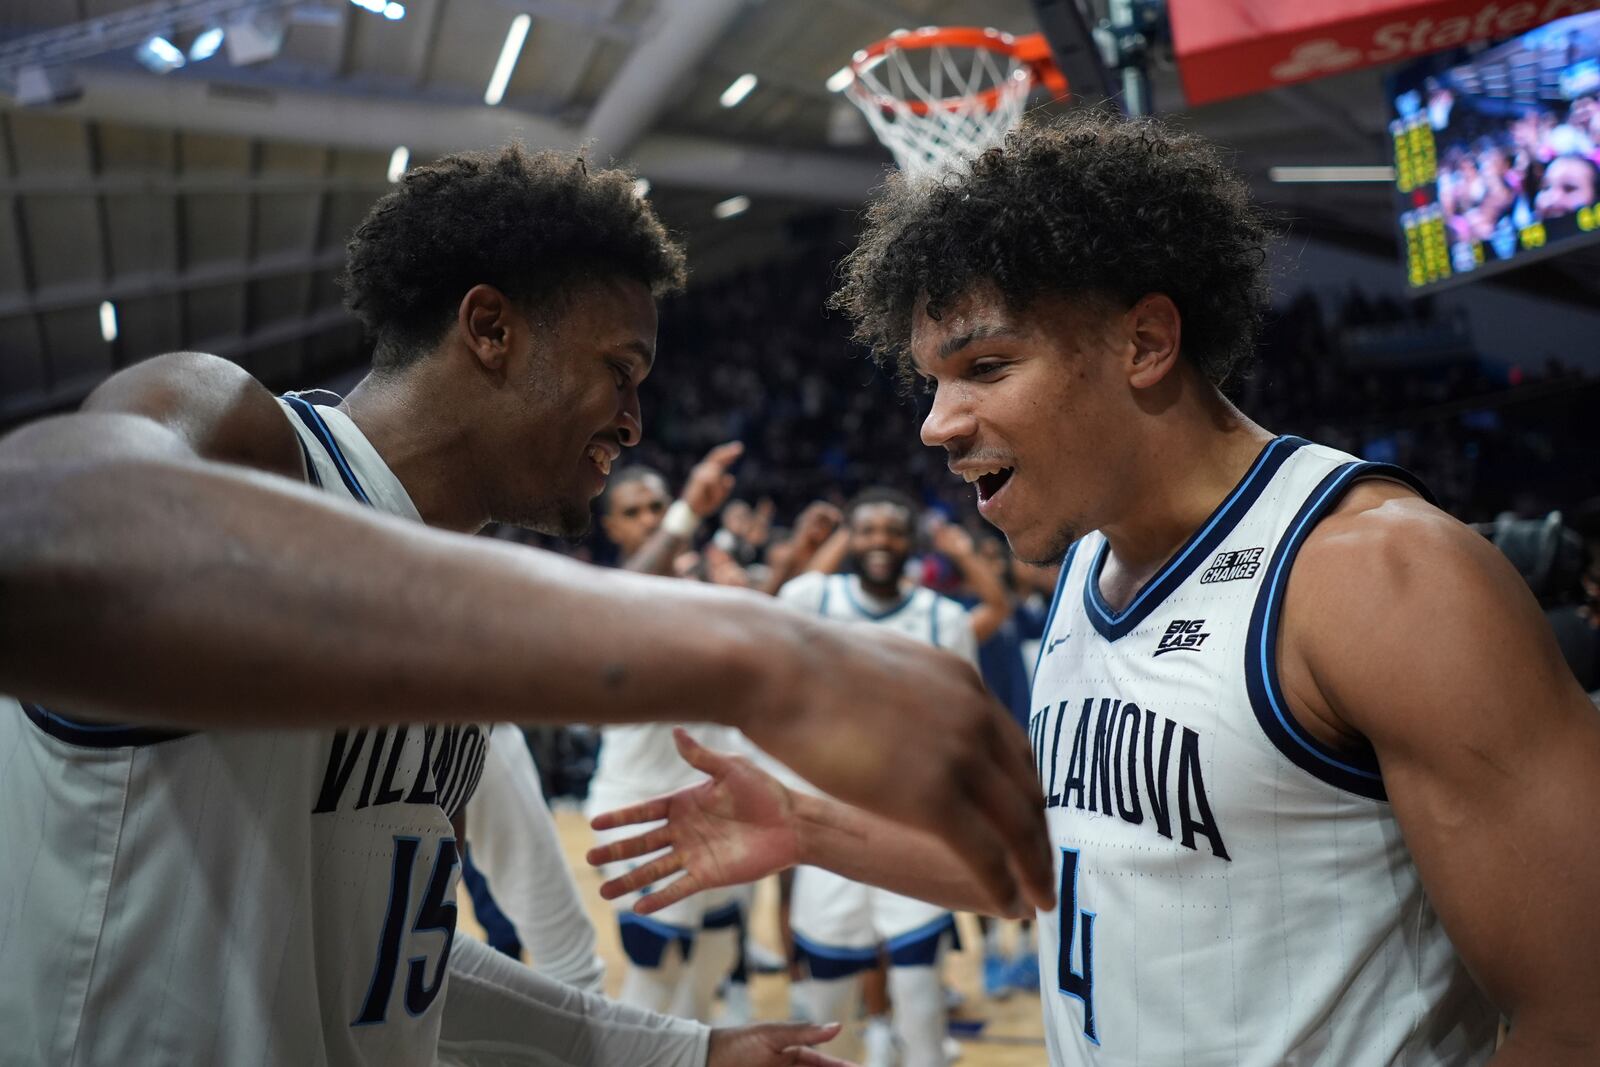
{"left": 0, "top": 248, "right": 345, "bottom": 319}
{"left": 0, "top": 305, "right": 356, "bottom": 426}
{"left": 580, "top": 0, "right": 749, "bottom": 164}
{"left": 37, "top": 67, "right": 886, "bottom": 203}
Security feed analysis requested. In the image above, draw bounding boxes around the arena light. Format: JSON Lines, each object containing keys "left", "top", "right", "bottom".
{"left": 712, "top": 195, "right": 750, "bottom": 220}
{"left": 134, "top": 35, "right": 186, "bottom": 74}
{"left": 1269, "top": 165, "right": 1396, "bottom": 183}
{"left": 719, "top": 73, "right": 758, "bottom": 108}
{"left": 383, "top": 3, "right": 405, "bottom": 19}
{"left": 632, "top": 177, "right": 651, "bottom": 198}
{"left": 387, "top": 145, "right": 409, "bottom": 182}
{"left": 99, "top": 301, "right": 118, "bottom": 343}
{"left": 188, "top": 27, "right": 225, "bottom": 62}
{"left": 485, "top": 14, "right": 531, "bottom": 106}
{"left": 825, "top": 66, "right": 853, "bottom": 92}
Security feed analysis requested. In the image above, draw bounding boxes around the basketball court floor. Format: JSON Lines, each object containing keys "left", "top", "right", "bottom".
{"left": 458, "top": 805, "right": 1050, "bottom": 1066}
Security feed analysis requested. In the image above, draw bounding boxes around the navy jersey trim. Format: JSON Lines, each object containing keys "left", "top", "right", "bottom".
{"left": 281, "top": 394, "right": 371, "bottom": 505}
{"left": 841, "top": 574, "right": 918, "bottom": 623}
{"left": 23, "top": 703, "right": 191, "bottom": 748}
{"left": 293, "top": 433, "right": 323, "bottom": 489}
{"left": 1244, "top": 461, "right": 1433, "bottom": 801}
{"left": 1082, "top": 436, "right": 1307, "bottom": 641}
{"left": 1032, "top": 539, "right": 1083, "bottom": 678}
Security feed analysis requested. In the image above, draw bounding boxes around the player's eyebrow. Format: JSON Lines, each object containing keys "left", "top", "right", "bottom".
{"left": 937, "top": 323, "right": 1021, "bottom": 360}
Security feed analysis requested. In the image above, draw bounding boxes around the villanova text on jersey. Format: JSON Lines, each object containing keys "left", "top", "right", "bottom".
{"left": 313, "top": 723, "right": 488, "bottom": 820}
{"left": 1030, "top": 696, "right": 1229, "bottom": 861}
{"left": 1028, "top": 436, "right": 1499, "bottom": 1067}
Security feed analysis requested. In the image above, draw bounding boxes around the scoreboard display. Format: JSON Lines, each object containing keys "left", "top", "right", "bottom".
{"left": 1387, "top": 11, "right": 1600, "bottom": 293}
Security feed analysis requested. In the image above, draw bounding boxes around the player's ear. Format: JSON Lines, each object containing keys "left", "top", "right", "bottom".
{"left": 1123, "top": 293, "right": 1182, "bottom": 390}
{"left": 458, "top": 284, "right": 519, "bottom": 375}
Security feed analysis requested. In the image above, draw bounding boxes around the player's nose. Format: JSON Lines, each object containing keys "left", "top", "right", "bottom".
{"left": 921, "top": 383, "right": 977, "bottom": 449}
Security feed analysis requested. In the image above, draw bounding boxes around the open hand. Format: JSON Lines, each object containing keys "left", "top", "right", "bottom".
{"left": 708, "top": 1021, "right": 854, "bottom": 1067}
{"left": 682, "top": 441, "right": 744, "bottom": 518}
{"left": 588, "top": 729, "right": 801, "bottom": 913}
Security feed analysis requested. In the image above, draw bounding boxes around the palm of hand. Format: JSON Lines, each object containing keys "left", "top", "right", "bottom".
{"left": 668, "top": 759, "right": 798, "bottom": 887}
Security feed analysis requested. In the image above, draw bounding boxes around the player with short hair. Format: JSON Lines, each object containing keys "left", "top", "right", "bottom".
{"left": 774, "top": 487, "right": 977, "bottom": 1067}
{"left": 589, "top": 112, "right": 1600, "bottom": 1066}
{"left": 0, "top": 142, "right": 1053, "bottom": 1067}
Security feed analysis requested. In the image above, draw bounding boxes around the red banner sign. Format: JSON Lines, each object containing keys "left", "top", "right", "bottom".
{"left": 1170, "top": 0, "right": 1600, "bottom": 106}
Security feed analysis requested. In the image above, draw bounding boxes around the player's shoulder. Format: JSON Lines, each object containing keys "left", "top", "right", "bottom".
{"left": 776, "top": 569, "right": 830, "bottom": 608}
{"left": 82, "top": 351, "right": 303, "bottom": 479}
{"left": 1294, "top": 479, "right": 1495, "bottom": 599}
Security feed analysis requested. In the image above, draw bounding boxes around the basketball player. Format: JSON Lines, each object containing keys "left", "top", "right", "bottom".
{"left": 588, "top": 112, "right": 1600, "bottom": 1065}
{"left": 590, "top": 455, "right": 752, "bottom": 1022}
{"left": 774, "top": 488, "right": 977, "bottom": 1067}
{"left": 461, "top": 722, "right": 607, "bottom": 991}
{"left": 0, "top": 143, "right": 1053, "bottom": 1066}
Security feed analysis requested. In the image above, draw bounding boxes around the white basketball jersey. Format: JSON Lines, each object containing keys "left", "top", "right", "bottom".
{"left": 777, "top": 571, "right": 978, "bottom": 666}
{"left": 588, "top": 721, "right": 745, "bottom": 809}
{"left": 1031, "top": 436, "right": 1498, "bottom": 1066}
{"left": 0, "top": 394, "right": 490, "bottom": 1067}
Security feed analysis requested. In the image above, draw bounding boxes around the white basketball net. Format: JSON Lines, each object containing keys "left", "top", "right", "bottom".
{"left": 846, "top": 32, "right": 1035, "bottom": 179}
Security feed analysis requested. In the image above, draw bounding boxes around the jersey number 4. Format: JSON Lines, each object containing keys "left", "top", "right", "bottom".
{"left": 1058, "top": 847, "right": 1099, "bottom": 1045}
{"left": 355, "top": 835, "right": 461, "bottom": 1026}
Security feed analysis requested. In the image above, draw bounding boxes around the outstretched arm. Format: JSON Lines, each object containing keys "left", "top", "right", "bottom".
{"left": 442, "top": 934, "right": 850, "bottom": 1067}
{"left": 929, "top": 518, "right": 1012, "bottom": 644}
{"left": 588, "top": 731, "right": 1036, "bottom": 919}
{"left": 2, "top": 353, "right": 1055, "bottom": 914}
{"left": 623, "top": 441, "right": 743, "bottom": 576}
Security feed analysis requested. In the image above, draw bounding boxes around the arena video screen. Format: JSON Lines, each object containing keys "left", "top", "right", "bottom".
{"left": 1388, "top": 11, "right": 1600, "bottom": 292}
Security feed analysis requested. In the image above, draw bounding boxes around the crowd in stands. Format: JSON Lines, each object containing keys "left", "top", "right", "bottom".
{"left": 593, "top": 236, "right": 1600, "bottom": 556}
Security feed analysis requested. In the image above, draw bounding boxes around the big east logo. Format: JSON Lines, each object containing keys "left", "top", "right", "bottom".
{"left": 1155, "top": 619, "right": 1210, "bottom": 656}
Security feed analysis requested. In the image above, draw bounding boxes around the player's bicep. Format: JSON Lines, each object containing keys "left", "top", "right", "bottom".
{"left": 1304, "top": 504, "right": 1600, "bottom": 1027}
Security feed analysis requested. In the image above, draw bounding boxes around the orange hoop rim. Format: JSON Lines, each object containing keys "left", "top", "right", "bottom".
{"left": 845, "top": 26, "right": 1068, "bottom": 116}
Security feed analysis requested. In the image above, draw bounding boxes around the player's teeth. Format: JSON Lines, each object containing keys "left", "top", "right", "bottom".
{"left": 962, "top": 468, "right": 1002, "bottom": 483}
{"left": 587, "top": 447, "right": 611, "bottom": 475}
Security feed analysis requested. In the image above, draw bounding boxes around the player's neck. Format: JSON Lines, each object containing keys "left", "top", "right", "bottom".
{"left": 1096, "top": 387, "right": 1273, "bottom": 592}
{"left": 855, "top": 573, "right": 906, "bottom": 603}
{"left": 339, "top": 367, "right": 488, "bottom": 533}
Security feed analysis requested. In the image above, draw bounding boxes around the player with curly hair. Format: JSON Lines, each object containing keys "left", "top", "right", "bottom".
{"left": 0, "top": 143, "right": 1055, "bottom": 1067}
{"left": 590, "top": 112, "right": 1600, "bottom": 1065}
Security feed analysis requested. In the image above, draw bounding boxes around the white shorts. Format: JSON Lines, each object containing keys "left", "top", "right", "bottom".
{"left": 789, "top": 865, "right": 956, "bottom": 978}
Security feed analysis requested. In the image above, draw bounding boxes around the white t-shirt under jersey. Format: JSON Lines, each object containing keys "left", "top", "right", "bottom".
{"left": 1030, "top": 436, "right": 1498, "bottom": 1066}
{"left": 0, "top": 395, "right": 491, "bottom": 1066}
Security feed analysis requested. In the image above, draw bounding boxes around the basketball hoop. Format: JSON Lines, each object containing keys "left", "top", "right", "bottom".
{"left": 843, "top": 26, "right": 1069, "bottom": 179}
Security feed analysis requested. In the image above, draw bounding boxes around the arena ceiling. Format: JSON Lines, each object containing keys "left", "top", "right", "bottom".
{"left": 1, "top": 0, "right": 1596, "bottom": 426}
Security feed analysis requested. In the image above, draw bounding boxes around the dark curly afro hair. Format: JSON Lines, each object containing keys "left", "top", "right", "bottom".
{"left": 340, "top": 143, "right": 686, "bottom": 369}
{"left": 831, "top": 110, "right": 1273, "bottom": 387}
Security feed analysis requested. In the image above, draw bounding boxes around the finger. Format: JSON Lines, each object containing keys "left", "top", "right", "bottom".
{"left": 765, "top": 1022, "right": 841, "bottom": 1047}
{"left": 589, "top": 796, "right": 669, "bottom": 832}
{"left": 719, "top": 474, "right": 735, "bottom": 495}
{"left": 946, "top": 796, "right": 1025, "bottom": 919}
{"left": 986, "top": 709, "right": 1056, "bottom": 909}
{"left": 597, "top": 852, "right": 684, "bottom": 901}
{"left": 585, "top": 826, "right": 674, "bottom": 867}
{"left": 972, "top": 739, "right": 1055, "bottom": 912}
{"left": 631, "top": 872, "right": 704, "bottom": 915}
{"left": 706, "top": 441, "right": 744, "bottom": 469}
{"left": 791, "top": 1048, "right": 855, "bottom": 1067}
{"left": 673, "top": 727, "right": 734, "bottom": 777}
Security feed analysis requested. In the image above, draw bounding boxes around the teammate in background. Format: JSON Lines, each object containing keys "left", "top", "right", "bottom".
{"left": 461, "top": 723, "right": 607, "bottom": 991}
{"left": 589, "top": 452, "right": 752, "bottom": 1023}
{"left": 0, "top": 143, "right": 1053, "bottom": 1067}
{"left": 774, "top": 488, "right": 979, "bottom": 1067}
{"left": 590, "top": 113, "right": 1600, "bottom": 1066}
